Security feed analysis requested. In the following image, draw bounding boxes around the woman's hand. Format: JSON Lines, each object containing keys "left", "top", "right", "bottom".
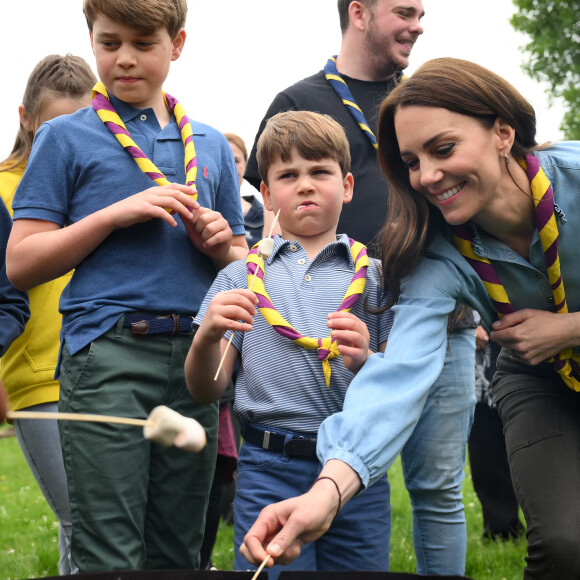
{"left": 240, "top": 460, "right": 361, "bottom": 567}
{"left": 239, "top": 485, "right": 337, "bottom": 567}
{"left": 491, "top": 309, "right": 580, "bottom": 365}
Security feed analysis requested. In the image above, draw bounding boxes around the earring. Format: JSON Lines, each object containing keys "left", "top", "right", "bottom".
{"left": 504, "top": 153, "right": 509, "bottom": 166}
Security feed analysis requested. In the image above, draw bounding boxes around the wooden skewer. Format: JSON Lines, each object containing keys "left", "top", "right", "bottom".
{"left": 251, "top": 554, "right": 271, "bottom": 580}
{"left": 214, "top": 209, "right": 281, "bottom": 381}
{"left": 7, "top": 410, "right": 153, "bottom": 427}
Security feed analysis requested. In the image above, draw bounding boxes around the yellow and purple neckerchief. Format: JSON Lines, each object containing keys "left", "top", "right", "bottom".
{"left": 246, "top": 238, "right": 369, "bottom": 387}
{"left": 91, "top": 81, "right": 197, "bottom": 201}
{"left": 451, "top": 154, "right": 580, "bottom": 391}
{"left": 324, "top": 55, "right": 406, "bottom": 151}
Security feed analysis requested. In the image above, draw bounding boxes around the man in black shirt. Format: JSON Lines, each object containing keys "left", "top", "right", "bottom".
{"left": 245, "top": 0, "right": 424, "bottom": 253}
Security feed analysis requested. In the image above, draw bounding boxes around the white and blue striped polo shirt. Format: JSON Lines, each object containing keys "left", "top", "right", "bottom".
{"left": 195, "top": 234, "right": 393, "bottom": 433}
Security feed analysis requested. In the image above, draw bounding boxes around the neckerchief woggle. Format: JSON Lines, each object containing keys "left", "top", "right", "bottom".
{"left": 91, "top": 81, "right": 197, "bottom": 203}
{"left": 246, "top": 238, "right": 369, "bottom": 386}
{"left": 451, "top": 154, "right": 580, "bottom": 391}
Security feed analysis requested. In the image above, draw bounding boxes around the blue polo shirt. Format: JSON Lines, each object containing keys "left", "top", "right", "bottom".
{"left": 13, "top": 94, "right": 245, "bottom": 356}
{"left": 196, "top": 234, "right": 393, "bottom": 433}
{"left": 317, "top": 141, "right": 580, "bottom": 489}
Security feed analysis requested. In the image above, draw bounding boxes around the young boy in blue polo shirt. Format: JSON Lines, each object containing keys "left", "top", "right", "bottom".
{"left": 186, "top": 111, "right": 392, "bottom": 579}
{"left": 7, "top": 0, "right": 247, "bottom": 572}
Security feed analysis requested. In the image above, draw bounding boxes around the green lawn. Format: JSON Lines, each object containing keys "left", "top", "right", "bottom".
{"left": 0, "top": 427, "right": 526, "bottom": 579}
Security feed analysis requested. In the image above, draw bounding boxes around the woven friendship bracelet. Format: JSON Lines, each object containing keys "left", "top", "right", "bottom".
{"left": 313, "top": 476, "right": 342, "bottom": 520}
{"left": 91, "top": 82, "right": 198, "bottom": 201}
{"left": 246, "top": 238, "right": 369, "bottom": 387}
{"left": 451, "top": 154, "right": 580, "bottom": 391}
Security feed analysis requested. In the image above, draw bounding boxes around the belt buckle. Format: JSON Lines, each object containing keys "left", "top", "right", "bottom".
{"left": 179, "top": 315, "right": 196, "bottom": 336}
{"left": 262, "top": 430, "right": 271, "bottom": 450}
{"left": 155, "top": 314, "right": 178, "bottom": 334}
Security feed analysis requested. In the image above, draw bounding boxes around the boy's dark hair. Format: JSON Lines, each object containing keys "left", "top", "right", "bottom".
{"left": 2, "top": 54, "right": 96, "bottom": 171}
{"left": 257, "top": 111, "right": 351, "bottom": 186}
{"left": 83, "top": 0, "right": 187, "bottom": 37}
{"left": 337, "top": 0, "right": 378, "bottom": 33}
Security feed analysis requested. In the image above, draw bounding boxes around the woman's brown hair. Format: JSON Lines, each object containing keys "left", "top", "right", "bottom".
{"left": 377, "top": 57, "right": 538, "bottom": 306}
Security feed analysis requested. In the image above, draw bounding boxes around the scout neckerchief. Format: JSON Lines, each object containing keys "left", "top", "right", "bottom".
{"left": 451, "top": 154, "right": 580, "bottom": 392}
{"left": 246, "top": 238, "right": 369, "bottom": 386}
{"left": 91, "top": 81, "right": 197, "bottom": 199}
{"left": 324, "top": 55, "right": 405, "bottom": 150}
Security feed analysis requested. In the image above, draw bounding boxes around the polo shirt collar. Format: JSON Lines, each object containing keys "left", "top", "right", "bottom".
{"left": 106, "top": 92, "right": 207, "bottom": 139}
{"left": 108, "top": 92, "right": 153, "bottom": 125}
{"left": 266, "top": 233, "right": 355, "bottom": 267}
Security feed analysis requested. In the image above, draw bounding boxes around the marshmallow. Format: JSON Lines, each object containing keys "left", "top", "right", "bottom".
{"left": 173, "top": 418, "right": 207, "bottom": 453}
{"left": 257, "top": 237, "right": 274, "bottom": 259}
{"left": 144, "top": 406, "right": 206, "bottom": 453}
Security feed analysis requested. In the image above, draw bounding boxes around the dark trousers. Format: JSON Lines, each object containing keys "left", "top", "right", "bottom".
{"left": 493, "top": 351, "right": 580, "bottom": 579}
{"left": 59, "top": 320, "right": 218, "bottom": 571}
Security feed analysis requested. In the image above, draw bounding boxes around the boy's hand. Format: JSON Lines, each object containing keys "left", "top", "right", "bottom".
{"left": 104, "top": 183, "right": 199, "bottom": 229}
{"left": 198, "top": 289, "right": 259, "bottom": 343}
{"left": 181, "top": 207, "right": 233, "bottom": 263}
{"left": 327, "top": 311, "right": 371, "bottom": 373}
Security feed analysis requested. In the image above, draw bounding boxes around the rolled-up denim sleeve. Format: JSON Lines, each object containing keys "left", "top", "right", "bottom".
{"left": 317, "top": 235, "right": 494, "bottom": 489}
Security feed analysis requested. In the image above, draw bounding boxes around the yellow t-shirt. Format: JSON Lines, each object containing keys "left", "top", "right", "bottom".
{"left": 0, "top": 162, "right": 72, "bottom": 411}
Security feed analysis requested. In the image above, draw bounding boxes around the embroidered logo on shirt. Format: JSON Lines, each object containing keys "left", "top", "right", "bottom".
{"left": 204, "top": 166, "right": 208, "bottom": 178}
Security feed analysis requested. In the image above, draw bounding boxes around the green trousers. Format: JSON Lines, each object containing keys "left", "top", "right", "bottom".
{"left": 58, "top": 318, "right": 218, "bottom": 571}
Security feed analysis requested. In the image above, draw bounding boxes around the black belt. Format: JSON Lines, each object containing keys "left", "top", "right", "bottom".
{"left": 123, "top": 313, "right": 196, "bottom": 336}
{"left": 242, "top": 423, "right": 317, "bottom": 458}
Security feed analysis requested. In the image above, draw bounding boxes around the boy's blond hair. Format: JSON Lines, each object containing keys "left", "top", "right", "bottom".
{"left": 83, "top": 0, "right": 187, "bottom": 38}
{"left": 257, "top": 111, "right": 351, "bottom": 186}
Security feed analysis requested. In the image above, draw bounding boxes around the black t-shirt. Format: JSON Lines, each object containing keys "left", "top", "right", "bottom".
{"left": 245, "top": 70, "right": 398, "bottom": 255}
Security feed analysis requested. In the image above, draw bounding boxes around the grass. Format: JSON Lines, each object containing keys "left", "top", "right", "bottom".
{"left": 0, "top": 426, "right": 527, "bottom": 579}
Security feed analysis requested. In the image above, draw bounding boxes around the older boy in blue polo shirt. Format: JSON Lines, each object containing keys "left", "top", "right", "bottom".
{"left": 186, "top": 111, "right": 392, "bottom": 579}
{"left": 7, "top": 0, "right": 247, "bottom": 572}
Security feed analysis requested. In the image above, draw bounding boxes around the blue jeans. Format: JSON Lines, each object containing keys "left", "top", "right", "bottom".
{"left": 14, "top": 401, "right": 77, "bottom": 575}
{"left": 401, "top": 328, "right": 476, "bottom": 575}
{"left": 234, "top": 439, "right": 390, "bottom": 580}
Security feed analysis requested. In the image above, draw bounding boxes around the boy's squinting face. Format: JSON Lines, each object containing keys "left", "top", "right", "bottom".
{"left": 90, "top": 14, "right": 185, "bottom": 111}
{"left": 261, "top": 151, "right": 353, "bottom": 246}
